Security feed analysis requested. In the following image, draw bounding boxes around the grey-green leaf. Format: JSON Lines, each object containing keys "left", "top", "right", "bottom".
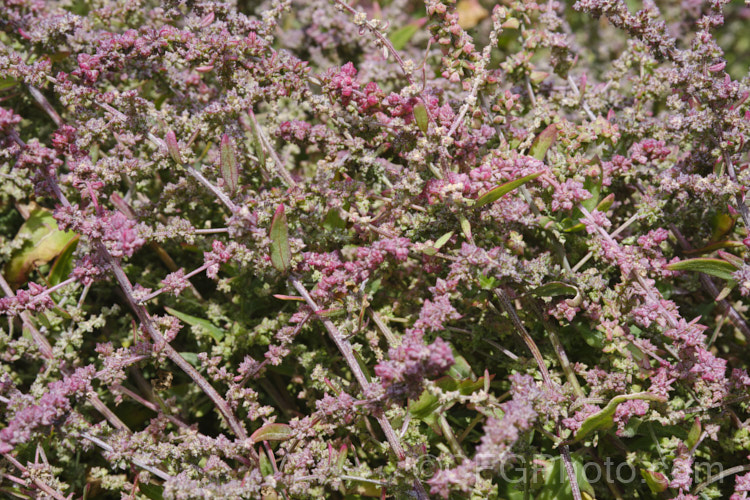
{"left": 666, "top": 258, "right": 738, "bottom": 281}
{"left": 270, "top": 204, "right": 292, "bottom": 273}
{"left": 220, "top": 133, "right": 239, "bottom": 195}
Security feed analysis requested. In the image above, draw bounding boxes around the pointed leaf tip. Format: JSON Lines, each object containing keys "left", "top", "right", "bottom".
{"left": 413, "top": 104, "right": 429, "bottom": 134}
{"left": 475, "top": 171, "right": 543, "bottom": 208}
{"left": 220, "top": 133, "right": 239, "bottom": 195}
{"left": 270, "top": 204, "right": 292, "bottom": 273}
{"left": 529, "top": 123, "right": 558, "bottom": 161}
{"left": 165, "top": 130, "right": 182, "bottom": 163}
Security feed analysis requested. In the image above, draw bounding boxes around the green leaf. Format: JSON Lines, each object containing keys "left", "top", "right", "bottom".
{"left": 389, "top": 23, "right": 419, "bottom": 50}
{"left": 529, "top": 123, "right": 557, "bottom": 160}
{"left": 478, "top": 274, "right": 497, "bottom": 290}
{"left": 528, "top": 281, "right": 578, "bottom": 298}
{"left": 475, "top": 172, "right": 543, "bottom": 208}
{"left": 250, "top": 423, "right": 294, "bottom": 443}
{"left": 666, "top": 258, "right": 738, "bottom": 281}
{"left": 459, "top": 215, "right": 472, "bottom": 241}
{"left": 422, "top": 231, "right": 454, "bottom": 255}
{"left": 447, "top": 347, "right": 475, "bottom": 381}
{"left": 572, "top": 393, "right": 666, "bottom": 443}
{"left": 686, "top": 417, "right": 701, "bottom": 449}
{"left": 538, "top": 453, "right": 595, "bottom": 500}
{"left": 270, "top": 204, "right": 292, "bottom": 273}
{"left": 179, "top": 352, "right": 199, "bottom": 367}
{"left": 640, "top": 469, "right": 669, "bottom": 493}
{"left": 164, "top": 307, "right": 225, "bottom": 342}
{"left": 322, "top": 208, "right": 347, "bottom": 230}
{"left": 220, "top": 133, "right": 239, "bottom": 195}
{"left": 413, "top": 103, "right": 429, "bottom": 134}
{"left": 710, "top": 212, "right": 736, "bottom": 242}
{"left": 260, "top": 449, "right": 275, "bottom": 476}
{"left": 47, "top": 236, "right": 79, "bottom": 286}
{"left": 580, "top": 166, "right": 603, "bottom": 212}
{"left": 0, "top": 78, "right": 18, "bottom": 90}
{"left": 4, "top": 207, "right": 78, "bottom": 287}
{"left": 410, "top": 376, "right": 485, "bottom": 420}
{"left": 138, "top": 483, "right": 165, "bottom": 500}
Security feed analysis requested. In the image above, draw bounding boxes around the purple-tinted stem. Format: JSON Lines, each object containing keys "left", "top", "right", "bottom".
{"left": 289, "top": 276, "right": 430, "bottom": 500}
{"left": 3, "top": 453, "right": 68, "bottom": 500}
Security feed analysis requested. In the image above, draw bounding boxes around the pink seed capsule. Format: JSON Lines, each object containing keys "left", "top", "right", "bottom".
{"left": 195, "top": 65, "right": 214, "bottom": 73}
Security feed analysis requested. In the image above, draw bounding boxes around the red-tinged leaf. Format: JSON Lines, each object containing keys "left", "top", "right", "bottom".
{"left": 220, "top": 133, "right": 239, "bottom": 195}
{"left": 717, "top": 250, "right": 745, "bottom": 269}
{"left": 666, "top": 258, "right": 738, "bottom": 281}
{"left": 685, "top": 240, "right": 743, "bottom": 255}
{"left": 475, "top": 172, "right": 543, "bottom": 208}
{"left": 250, "top": 423, "right": 293, "bottom": 443}
{"left": 640, "top": 469, "right": 669, "bottom": 493}
{"left": 165, "top": 130, "right": 182, "bottom": 163}
{"left": 529, "top": 123, "right": 557, "bottom": 160}
{"left": 273, "top": 294, "right": 304, "bottom": 301}
{"left": 270, "top": 204, "right": 292, "bottom": 273}
{"left": 4, "top": 207, "right": 78, "bottom": 288}
{"left": 687, "top": 417, "right": 702, "bottom": 449}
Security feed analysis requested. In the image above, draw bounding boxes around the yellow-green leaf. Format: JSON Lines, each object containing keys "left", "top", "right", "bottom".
{"left": 389, "top": 23, "right": 419, "bottom": 51}
{"left": 4, "top": 207, "right": 77, "bottom": 287}
{"left": 413, "top": 104, "right": 429, "bottom": 134}
{"left": 250, "top": 423, "right": 293, "bottom": 443}
{"left": 475, "top": 172, "right": 543, "bottom": 208}
{"left": 640, "top": 469, "right": 669, "bottom": 493}
{"left": 529, "top": 123, "right": 557, "bottom": 160}
{"left": 270, "top": 204, "right": 292, "bottom": 273}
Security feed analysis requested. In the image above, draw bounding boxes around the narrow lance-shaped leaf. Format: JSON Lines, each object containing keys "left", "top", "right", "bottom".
{"left": 459, "top": 215, "right": 472, "bottom": 241}
{"left": 164, "top": 306, "right": 225, "bottom": 342}
{"left": 422, "top": 231, "right": 454, "bottom": 256}
{"left": 270, "top": 204, "right": 292, "bottom": 273}
{"left": 666, "top": 258, "right": 738, "bottom": 281}
{"left": 220, "top": 133, "right": 239, "bottom": 195}
{"left": 529, "top": 123, "right": 557, "bottom": 160}
{"left": 686, "top": 417, "right": 702, "bottom": 449}
{"left": 528, "top": 281, "right": 578, "bottom": 298}
{"left": 475, "top": 171, "right": 543, "bottom": 208}
{"left": 165, "top": 130, "right": 182, "bottom": 163}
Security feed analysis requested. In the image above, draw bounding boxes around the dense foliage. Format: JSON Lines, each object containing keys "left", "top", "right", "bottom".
{"left": 2, "top": 0, "right": 750, "bottom": 498}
